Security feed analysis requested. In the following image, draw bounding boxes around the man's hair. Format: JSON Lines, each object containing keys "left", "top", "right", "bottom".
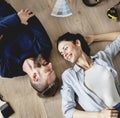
{"left": 30, "top": 79, "right": 46, "bottom": 92}
{"left": 30, "top": 77, "right": 60, "bottom": 97}
{"left": 34, "top": 54, "right": 43, "bottom": 68}
{"left": 57, "top": 32, "right": 90, "bottom": 56}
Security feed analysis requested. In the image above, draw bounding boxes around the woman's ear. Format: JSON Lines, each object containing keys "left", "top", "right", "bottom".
{"left": 33, "top": 73, "right": 38, "bottom": 82}
{"left": 75, "top": 39, "right": 81, "bottom": 46}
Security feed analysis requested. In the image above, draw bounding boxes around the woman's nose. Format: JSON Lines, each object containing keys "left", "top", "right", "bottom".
{"left": 47, "top": 63, "right": 52, "bottom": 69}
{"left": 64, "top": 51, "right": 68, "bottom": 59}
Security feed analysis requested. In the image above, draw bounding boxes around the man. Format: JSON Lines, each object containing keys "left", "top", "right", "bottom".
{"left": 0, "top": 0, "right": 59, "bottom": 97}
{"left": 57, "top": 32, "right": 120, "bottom": 118}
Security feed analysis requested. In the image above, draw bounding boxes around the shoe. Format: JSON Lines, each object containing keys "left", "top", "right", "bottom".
{"left": 0, "top": 94, "right": 3, "bottom": 101}
{"left": 0, "top": 94, "right": 14, "bottom": 118}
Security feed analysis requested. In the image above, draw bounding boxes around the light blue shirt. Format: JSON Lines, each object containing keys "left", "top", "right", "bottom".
{"left": 61, "top": 36, "right": 120, "bottom": 118}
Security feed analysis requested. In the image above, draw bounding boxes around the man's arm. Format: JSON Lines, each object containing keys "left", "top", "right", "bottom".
{"left": 0, "top": 9, "right": 34, "bottom": 35}
{"left": 85, "top": 32, "right": 120, "bottom": 45}
{"left": 0, "top": 14, "right": 20, "bottom": 34}
{"left": 17, "top": 9, "right": 34, "bottom": 25}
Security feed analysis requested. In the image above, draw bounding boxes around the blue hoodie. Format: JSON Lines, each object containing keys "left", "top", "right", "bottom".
{"left": 0, "top": 1, "right": 52, "bottom": 77}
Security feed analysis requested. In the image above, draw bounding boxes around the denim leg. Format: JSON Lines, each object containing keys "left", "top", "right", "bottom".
{"left": 114, "top": 103, "right": 120, "bottom": 118}
{"left": 114, "top": 103, "right": 120, "bottom": 111}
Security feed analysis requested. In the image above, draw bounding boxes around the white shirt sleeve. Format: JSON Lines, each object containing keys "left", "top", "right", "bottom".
{"left": 104, "top": 35, "right": 120, "bottom": 59}
{"left": 61, "top": 70, "right": 76, "bottom": 118}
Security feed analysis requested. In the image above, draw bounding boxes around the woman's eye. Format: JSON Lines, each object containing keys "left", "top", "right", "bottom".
{"left": 64, "top": 47, "right": 68, "bottom": 50}
{"left": 60, "top": 53, "right": 62, "bottom": 56}
{"left": 60, "top": 52, "right": 64, "bottom": 56}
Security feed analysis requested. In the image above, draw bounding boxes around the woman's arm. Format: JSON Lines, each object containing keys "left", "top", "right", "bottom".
{"left": 85, "top": 32, "right": 120, "bottom": 45}
{"left": 73, "top": 108, "right": 118, "bottom": 118}
{"left": 73, "top": 109, "right": 100, "bottom": 118}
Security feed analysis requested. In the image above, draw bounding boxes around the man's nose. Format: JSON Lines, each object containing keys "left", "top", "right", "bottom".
{"left": 43, "top": 62, "right": 52, "bottom": 72}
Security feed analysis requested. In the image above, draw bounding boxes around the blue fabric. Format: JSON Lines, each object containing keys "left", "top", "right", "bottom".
{"left": 114, "top": 103, "right": 120, "bottom": 111}
{"left": 114, "top": 103, "right": 120, "bottom": 118}
{"left": 0, "top": 1, "right": 52, "bottom": 77}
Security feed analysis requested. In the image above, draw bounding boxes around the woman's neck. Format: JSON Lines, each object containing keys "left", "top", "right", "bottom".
{"left": 76, "top": 53, "right": 93, "bottom": 70}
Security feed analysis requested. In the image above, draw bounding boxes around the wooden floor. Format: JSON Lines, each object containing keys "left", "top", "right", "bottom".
{"left": 0, "top": 0, "right": 120, "bottom": 118}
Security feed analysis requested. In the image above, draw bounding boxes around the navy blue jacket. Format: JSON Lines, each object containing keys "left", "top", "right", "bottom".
{"left": 0, "top": 1, "right": 52, "bottom": 77}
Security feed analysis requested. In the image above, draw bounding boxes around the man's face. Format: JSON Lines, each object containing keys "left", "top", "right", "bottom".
{"left": 58, "top": 40, "right": 82, "bottom": 63}
{"left": 33, "top": 58, "right": 56, "bottom": 86}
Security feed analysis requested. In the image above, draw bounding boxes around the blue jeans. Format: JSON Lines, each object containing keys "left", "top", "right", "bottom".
{"left": 114, "top": 103, "right": 120, "bottom": 118}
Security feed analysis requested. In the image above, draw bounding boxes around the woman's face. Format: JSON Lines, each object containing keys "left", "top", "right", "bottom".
{"left": 58, "top": 40, "right": 82, "bottom": 63}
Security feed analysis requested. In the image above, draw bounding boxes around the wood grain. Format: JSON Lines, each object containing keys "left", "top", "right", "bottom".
{"left": 0, "top": 0, "right": 120, "bottom": 118}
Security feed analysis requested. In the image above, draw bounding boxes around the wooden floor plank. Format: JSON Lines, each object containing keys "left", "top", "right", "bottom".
{"left": 0, "top": 0, "right": 120, "bottom": 118}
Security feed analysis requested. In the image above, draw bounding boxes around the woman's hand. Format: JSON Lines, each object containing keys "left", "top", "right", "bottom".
{"left": 99, "top": 108, "right": 119, "bottom": 118}
{"left": 85, "top": 35, "right": 95, "bottom": 45}
{"left": 17, "top": 9, "right": 34, "bottom": 25}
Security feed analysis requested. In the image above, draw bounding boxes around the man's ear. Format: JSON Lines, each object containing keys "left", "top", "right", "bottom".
{"left": 33, "top": 73, "right": 38, "bottom": 82}
{"left": 75, "top": 39, "right": 81, "bottom": 46}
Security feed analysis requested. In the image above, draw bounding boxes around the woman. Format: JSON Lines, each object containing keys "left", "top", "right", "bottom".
{"left": 57, "top": 32, "right": 120, "bottom": 118}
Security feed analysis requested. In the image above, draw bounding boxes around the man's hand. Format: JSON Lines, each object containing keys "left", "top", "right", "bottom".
{"left": 99, "top": 108, "right": 119, "bottom": 118}
{"left": 17, "top": 9, "right": 34, "bottom": 25}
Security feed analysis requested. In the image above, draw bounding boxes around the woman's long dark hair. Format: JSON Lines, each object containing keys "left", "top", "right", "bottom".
{"left": 57, "top": 32, "right": 90, "bottom": 56}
